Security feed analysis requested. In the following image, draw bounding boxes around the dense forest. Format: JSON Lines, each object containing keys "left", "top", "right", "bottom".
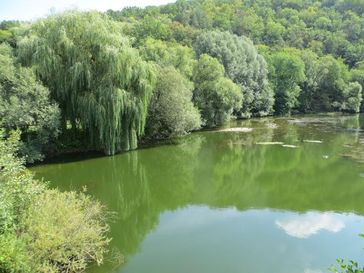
{"left": 1, "top": 0, "right": 364, "bottom": 163}
{"left": 1, "top": 0, "right": 364, "bottom": 272}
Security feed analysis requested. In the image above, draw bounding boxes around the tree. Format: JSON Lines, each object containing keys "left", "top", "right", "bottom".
{"left": 297, "top": 49, "right": 321, "bottom": 112}
{"left": 132, "top": 15, "right": 173, "bottom": 45}
{"left": 17, "top": 12, "right": 156, "bottom": 155}
{"left": 0, "top": 20, "right": 20, "bottom": 46}
{"left": 232, "top": 8, "right": 264, "bottom": 43}
{"left": 193, "top": 54, "right": 242, "bottom": 127}
{"left": 139, "top": 38, "right": 196, "bottom": 78}
{"left": 298, "top": 52, "right": 362, "bottom": 113}
{"left": 0, "top": 43, "right": 60, "bottom": 163}
{"left": 163, "top": 0, "right": 212, "bottom": 29}
{"left": 340, "top": 82, "right": 362, "bottom": 113}
{"left": 263, "top": 19, "right": 285, "bottom": 46}
{"left": 351, "top": 68, "right": 364, "bottom": 111}
{"left": 269, "top": 51, "right": 306, "bottom": 114}
{"left": 194, "top": 30, "right": 274, "bottom": 117}
{"left": 315, "top": 55, "right": 349, "bottom": 111}
{"left": 0, "top": 30, "right": 12, "bottom": 44}
{"left": 145, "top": 66, "right": 201, "bottom": 139}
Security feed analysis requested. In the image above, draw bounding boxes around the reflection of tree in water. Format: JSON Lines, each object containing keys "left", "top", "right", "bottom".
{"left": 192, "top": 115, "right": 364, "bottom": 214}
{"left": 342, "top": 136, "right": 364, "bottom": 163}
{"left": 340, "top": 114, "right": 364, "bottom": 163}
{"left": 34, "top": 114, "right": 364, "bottom": 272}
{"left": 99, "top": 114, "right": 364, "bottom": 266}
{"left": 194, "top": 119, "right": 275, "bottom": 208}
{"left": 100, "top": 134, "right": 205, "bottom": 265}
{"left": 141, "top": 135, "right": 204, "bottom": 211}
{"left": 104, "top": 152, "right": 156, "bottom": 259}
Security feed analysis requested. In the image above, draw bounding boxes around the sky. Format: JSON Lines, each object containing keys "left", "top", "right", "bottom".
{"left": 0, "top": 0, "right": 176, "bottom": 21}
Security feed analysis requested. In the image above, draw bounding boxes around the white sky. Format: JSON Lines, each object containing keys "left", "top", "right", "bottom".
{"left": 0, "top": 0, "right": 176, "bottom": 21}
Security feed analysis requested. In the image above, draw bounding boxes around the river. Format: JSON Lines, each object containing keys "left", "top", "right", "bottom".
{"left": 31, "top": 113, "right": 364, "bottom": 273}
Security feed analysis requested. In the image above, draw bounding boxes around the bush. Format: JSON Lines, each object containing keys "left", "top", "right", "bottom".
{"left": 330, "top": 259, "right": 364, "bottom": 273}
{"left": 22, "top": 190, "right": 109, "bottom": 273}
{"left": 0, "top": 131, "right": 44, "bottom": 231}
{"left": 0, "top": 132, "right": 110, "bottom": 273}
{"left": 330, "top": 234, "right": 364, "bottom": 273}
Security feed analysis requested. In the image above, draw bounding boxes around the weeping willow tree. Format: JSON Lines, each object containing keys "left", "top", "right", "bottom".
{"left": 17, "top": 11, "right": 156, "bottom": 155}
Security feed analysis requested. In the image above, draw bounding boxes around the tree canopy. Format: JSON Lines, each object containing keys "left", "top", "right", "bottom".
{"left": 139, "top": 37, "right": 196, "bottom": 78}
{"left": 193, "top": 54, "right": 242, "bottom": 126}
{"left": 195, "top": 30, "right": 274, "bottom": 117}
{"left": 0, "top": 0, "right": 363, "bottom": 161}
{"left": 17, "top": 12, "right": 155, "bottom": 155}
{"left": 0, "top": 43, "right": 60, "bottom": 163}
{"left": 269, "top": 51, "right": 306, "bottom": 114}
{"left": 145, "top": 66, "right": 201, "bottom": 138}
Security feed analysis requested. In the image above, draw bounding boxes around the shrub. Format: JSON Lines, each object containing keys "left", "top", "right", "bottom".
{"left": 0, "top": 131, "right": 110, "bottom": 273}
{"left": 22, "top": 190, "right": 110, "bottom": 273}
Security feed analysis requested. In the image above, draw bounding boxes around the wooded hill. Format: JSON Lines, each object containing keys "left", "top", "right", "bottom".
{"left": 0, "top": 0, "right": 364, "bottom": 162}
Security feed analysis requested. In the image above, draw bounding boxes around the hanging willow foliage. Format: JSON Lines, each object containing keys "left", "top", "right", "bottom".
{"left": 17, "top": 11, "right": 156, "bottom": 155}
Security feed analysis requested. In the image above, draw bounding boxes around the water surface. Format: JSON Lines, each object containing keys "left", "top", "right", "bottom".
{"left": 32, "top": 114, "right": 364, "bottom": 273}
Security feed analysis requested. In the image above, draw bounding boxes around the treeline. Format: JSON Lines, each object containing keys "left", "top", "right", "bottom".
{"left": 0, "top": 0, "right": 364, "bottom": 163}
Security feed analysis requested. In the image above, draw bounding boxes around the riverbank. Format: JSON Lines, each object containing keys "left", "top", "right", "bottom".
{"left": 35, "top": 112, "right": 361, "bottom": 166}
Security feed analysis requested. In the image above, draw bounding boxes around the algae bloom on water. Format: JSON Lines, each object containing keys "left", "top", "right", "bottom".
{"left": 303, "top": 140, "right": 323, "bottom": 143}
{"left": 218, "top": 127, "right": 253, "bottom": 132}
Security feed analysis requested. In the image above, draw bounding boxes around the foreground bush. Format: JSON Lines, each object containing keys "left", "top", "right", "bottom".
{"left": 330, "top": 234, "right": 364, "bottom": 273}
{"left": 0, "top": 131, "right": 110, "bottom": 273}
{"left": 330, "top": 259, "right": 364, "bottom": 273}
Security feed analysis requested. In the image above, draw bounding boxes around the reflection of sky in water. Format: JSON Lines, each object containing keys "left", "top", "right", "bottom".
{"left": 120, "top": 206, "right": 364, "bottom": 273}
{"left": 276, "top": 212, "right": 346, "bottom": 239}
{"left": 156, "top": 206, "right": 241, "bottom": 234}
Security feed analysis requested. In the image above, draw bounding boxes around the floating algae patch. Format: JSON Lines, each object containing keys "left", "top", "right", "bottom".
{"left": 282, "top": 144, "right": 298, "bottom": 148}
{"left": 303, "top": 140, "right": 323, "bottom": 143}
{"left": 266, "top": 123, "right": 278, "bottom": 129}
{"left": 256, "top": 142, "right": 284, "bottom": 145}
{"left": 219, "top": 127, "right": 253, "bottom": 132}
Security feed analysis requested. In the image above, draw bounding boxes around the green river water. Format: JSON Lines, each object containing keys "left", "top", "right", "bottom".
{"left": 31, "top": 114, "right": 364, "bottom": 273}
